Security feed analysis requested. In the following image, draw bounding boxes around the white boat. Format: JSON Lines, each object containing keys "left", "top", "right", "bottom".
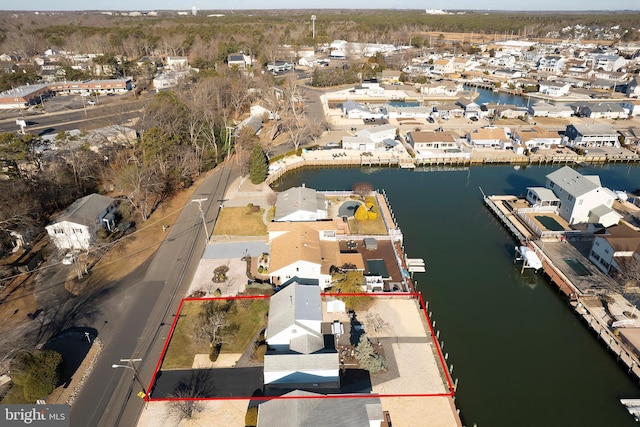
{"left": 517, "top": 246, "right": 543, "bottom": 271}
{"left": 620, "top": 398, "right": 640, "bottom": 421}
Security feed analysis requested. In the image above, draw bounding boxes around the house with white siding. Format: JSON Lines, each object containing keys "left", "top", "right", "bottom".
{"left": 45, "top": 194, "right": 117, "bottom": 251}
{"left": 564, "top": 123, "right": 620, "bottom": 148}
{"left": 274, "top": 187, "right": 328, "bottom": 222}
{"left": 589, "top": 223, "right": 640, "bottom": 275}
{"left": 545, "top": 166, "right": 621, "bottom": 227}
{"left": 264, "top": 282, "right": 340, "bottom": 393}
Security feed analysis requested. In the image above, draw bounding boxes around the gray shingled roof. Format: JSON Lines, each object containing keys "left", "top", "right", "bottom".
{"left": 257, "top": 390, "right": 383, "bottom": 427}
{"left": 267, "top": 283, "right": 323, "bottom": 343}
{"left": 264, "top": 352, "right": 338, "bottom": 373}
{"left": 54, "top": 193, "right": 115, "bottom": 226}
{"left": 274, "top": 187, "right": 325, "bottom": 221}
{"left": 546, "top": 166, "right": 601, "bottom": 198}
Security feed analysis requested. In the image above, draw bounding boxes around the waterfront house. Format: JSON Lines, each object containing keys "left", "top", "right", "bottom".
{"left": 466, "top": 127, "right": 510, "bottom": 148}
{"left": 45, "top": 193, "right": 117, "bottom": 251}
{"left": 355, "top": 124, "right": 397, "bottom": 143}
{"left": 257, "top": 390, "right": 384, "bottom": 427}
{"left": 342, "top": 136, "right": 380, "bottom": 151}
{"left": 538, "top": 81, "right": 571, "bottom": 97}
{"left": 406, "top": 130, "right": 460, "bottom": 153}
{"left": 545, "top": 166, "right": 621, "bottom": 227}
{"left": 529, "top": 102, "right": 574, "bottom": 118}
{"left": 263, "top": 283, "right": 340, "bottom": 393}
{"left": 274, "top": 187, "right": 328, "bottom": 222}
{"left": 564, "top": 123, "right": 620, "bottom": 148}
{"left": 589, "top": 223, "right": 640, "bottom": 275}
{"left": 514, "top": 126, "right": 562, "bottom": 150}
{"left": 420, "top": 80, "right": 462, "bottom": 97}
{"left": 267, "top": 221, "right": 346, "bottom": 289}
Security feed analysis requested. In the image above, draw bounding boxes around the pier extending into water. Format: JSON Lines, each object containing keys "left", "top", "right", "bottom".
{"left": 483, "top": 193, "right": 640, "bottom": 383}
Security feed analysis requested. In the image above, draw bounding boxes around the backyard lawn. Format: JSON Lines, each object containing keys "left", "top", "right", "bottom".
{"left": 212, "top": 206, "right": 267, "bottom": 236}
{"left": 161, "top": 298, "right": 269, "bottom": 369}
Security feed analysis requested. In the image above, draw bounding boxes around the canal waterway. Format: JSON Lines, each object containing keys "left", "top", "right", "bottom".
{"left": 276, "top": 164, "right": 640, "bottom": 427}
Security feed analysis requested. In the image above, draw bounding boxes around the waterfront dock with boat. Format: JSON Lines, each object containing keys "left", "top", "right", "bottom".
{"left": 484, "top": 190, "right": 640, "bottom": 383}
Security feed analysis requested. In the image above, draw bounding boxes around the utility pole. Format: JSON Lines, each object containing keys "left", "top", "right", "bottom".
{"left": 112, "top": 358, "right": 146, "bottom": 398}
{"left": 191, "top": 198, "right": 209, "bottom": 245}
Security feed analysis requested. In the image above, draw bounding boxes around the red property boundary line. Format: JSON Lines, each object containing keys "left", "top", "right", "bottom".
{"left": 145, "top": 292, "right": 455, "bottom": 402}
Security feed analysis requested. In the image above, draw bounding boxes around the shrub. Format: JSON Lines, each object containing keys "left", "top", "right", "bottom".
{"left": 212, "top": 265, "right": 229, "bottom": 282}
{"left": 10, "top": 350, "right": 64, "bottom": 402}
{"left": 209, "top": 343, "right": 221, "bottom": 362}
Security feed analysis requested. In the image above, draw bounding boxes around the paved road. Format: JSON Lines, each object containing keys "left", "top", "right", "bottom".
{"left": 0, "top": 98, "right": 148, "bottom": 135}
{"left": 70, "top": 163, "right": 237, "bottom": 427}
{"left": 150, "top": 367, "right": 263, "bottom": 399}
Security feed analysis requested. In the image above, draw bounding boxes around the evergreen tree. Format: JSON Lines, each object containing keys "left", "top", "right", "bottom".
{"left": 248, "top": 143, "right": 268, "bottom": 184}
{"left": 355, "top": 334, "right": 386, "bottom": 374}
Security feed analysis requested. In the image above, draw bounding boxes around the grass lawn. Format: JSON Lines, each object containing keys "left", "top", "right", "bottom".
{"left": 222, "top": 298, "right": 269, "bottom": 353}
{"left": 161, "top": 298, "right": 269, "bottom": 369}
{"left": 348, "top": 196, "right": 387, "bottom": 235}
{"left": 162, "top": 301, "right": 209, "bottom": 369}
{"left": 212, "top": 206, "right": 267, "bottom": 236}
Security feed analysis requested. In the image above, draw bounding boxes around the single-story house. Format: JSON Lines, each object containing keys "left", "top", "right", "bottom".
{"left": 514, "top": 127, "right": 562, "bottom": 150}
{"left": 341, "top": 136, "right": 380, "bottom": 151}
{"left": 274, "top": 187, "right": 328, "bottom": 222}
{"left": 466, "top": 127, "right": 510, "bottom": 148}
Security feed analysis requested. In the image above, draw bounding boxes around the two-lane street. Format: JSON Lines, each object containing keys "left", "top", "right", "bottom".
{"left": 70, "top": 164, "right": 237, "bottom": 427}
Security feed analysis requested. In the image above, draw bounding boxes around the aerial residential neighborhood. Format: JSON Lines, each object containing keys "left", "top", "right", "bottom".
{"left": 1, "top": 6, "right": 640, "bottom": 427}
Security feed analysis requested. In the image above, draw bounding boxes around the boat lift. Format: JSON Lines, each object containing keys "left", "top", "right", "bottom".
{"left": 405, "top": 257, "right": 426, "bottom": 278}
{"left": 514, "top": 246, "right": 543, "bottom": 273}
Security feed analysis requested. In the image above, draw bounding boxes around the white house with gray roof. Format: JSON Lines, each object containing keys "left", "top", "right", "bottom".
{"left": 264, "top": 283, "right": 340, "bottom": 392}
{"left": 545, "top": 166, "right": 621, "bottom": 227}
{"left": 274, "top": 187, "right": 327, "bottom": 222}
{"left": 257, "top": 390, "right": 384, "bottom": 427}
{"left": 45, "top": 193, "right": 117, "bottom": 251}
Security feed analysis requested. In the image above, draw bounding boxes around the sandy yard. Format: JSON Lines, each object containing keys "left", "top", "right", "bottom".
{"left": 186, "top": 258, "right": 248, "bottom": 297}
{"left": 137, "top": 399, "right": 250, "bottom": 427}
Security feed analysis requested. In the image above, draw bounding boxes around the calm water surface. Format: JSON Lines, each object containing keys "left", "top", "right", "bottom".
{"left": 276, "top": 164, "right": 640, "bottom": 427}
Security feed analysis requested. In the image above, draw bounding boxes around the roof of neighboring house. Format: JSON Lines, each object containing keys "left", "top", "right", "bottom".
{"left": 468, "top": 127, "right": 509, "bottom": 142}
{"left": 409, "top": 130, "right": 456, "bottom": 143}
{"left": 52, "top": 193, "right": 115, "bottom": 226}
{"left": 267, "top": 283, "right": 323, "bottom": 343}
{"left": 357, "top": 124, "right": 397, "bottom": 136}
{"left": 268, "top": 220, "right": 345, "bottom": 276}
{"left": 599, "top": 223, "right": 640, "bottom": 252}
{"left": 516, "top": 127, "right": 561, "bottom": 142}
{"left": 546, "top": 166, "right": 602, "bottom": 198}
{"left": 274, "top": 187, "right": 326, "bottom": 221}
{"left": 257, "top": 390, "right": 383, "bottom": 427}
{"left": 264, "top": 351, "right": 338, "bottom": 373}
{"left": 568, "top": 123, "right": 617, "bottom": 136}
